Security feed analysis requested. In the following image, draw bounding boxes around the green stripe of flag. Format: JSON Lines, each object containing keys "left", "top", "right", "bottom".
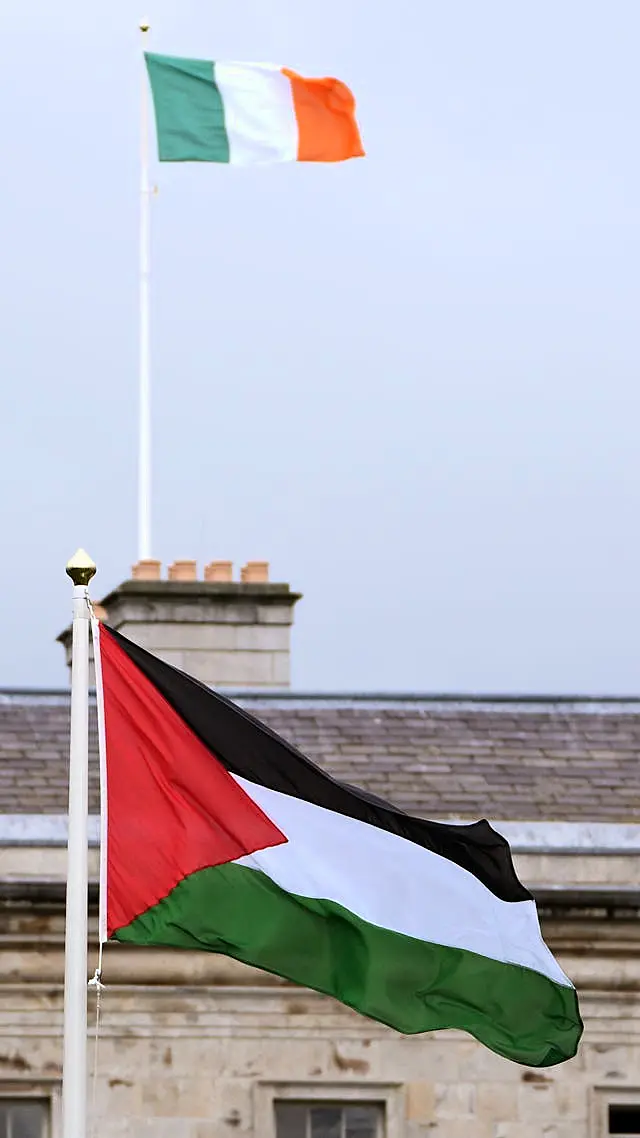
{"left": 145, "top": 53, "right": 230, "bottom": 163}
{"left": 114, "top": 861, "right": 582, "bottom": 1068}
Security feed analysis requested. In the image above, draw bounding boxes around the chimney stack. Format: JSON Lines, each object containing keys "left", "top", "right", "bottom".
{"left": 58, "top": 560, "right": 301, "bottom": 690}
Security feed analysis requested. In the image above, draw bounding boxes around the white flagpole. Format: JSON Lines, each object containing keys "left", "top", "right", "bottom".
{"left": 62, "top": 549, "right": 96, "bottom": 1138}
{"left": 138, "top": 21, "right": 152, "bottom": 561}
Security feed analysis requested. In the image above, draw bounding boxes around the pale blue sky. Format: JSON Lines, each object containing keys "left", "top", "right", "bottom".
{"left": 0, "top": 1, "right": 638, "bottom": 692}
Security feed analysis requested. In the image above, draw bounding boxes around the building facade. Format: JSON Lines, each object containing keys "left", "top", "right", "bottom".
{"left": 0, "top": 562, "right": 639, "bottom": 1138}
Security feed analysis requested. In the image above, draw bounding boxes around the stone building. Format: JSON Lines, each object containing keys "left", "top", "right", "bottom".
{"left": 0, "top": 561, "right": 638, "bottom": 1138}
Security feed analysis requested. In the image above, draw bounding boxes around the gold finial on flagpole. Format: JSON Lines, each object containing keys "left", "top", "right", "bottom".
{"left": 65, "top": 549, "right": 97, "bottom": 587}
{"left": 140, "top": 19, "right": 150, "bottom": 33}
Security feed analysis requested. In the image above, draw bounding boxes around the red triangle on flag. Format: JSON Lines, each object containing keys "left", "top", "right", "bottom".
{"left": 97, "top": 626, "right": 287, "bottom": 936}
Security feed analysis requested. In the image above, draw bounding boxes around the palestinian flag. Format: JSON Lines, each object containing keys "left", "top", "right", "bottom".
{"left": 145, "top": 53, "right": 364, "bottom": 165}
{"left": 93, "top": 624, "right": 582, "bottom": 1068}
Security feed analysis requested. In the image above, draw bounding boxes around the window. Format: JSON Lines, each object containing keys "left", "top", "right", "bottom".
{"left": 275, "top": 1102, "right": 384, "bottom": 1138}
{"left": 0, "top": 1100, "right": 48, "bottom": 1138}
{"left": 609, "top": 1105, "right": 640, "bottom": 1135}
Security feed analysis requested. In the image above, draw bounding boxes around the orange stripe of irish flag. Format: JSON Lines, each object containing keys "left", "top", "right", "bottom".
{"left": 282, "top": 69, "right": 365, "bottom": 163}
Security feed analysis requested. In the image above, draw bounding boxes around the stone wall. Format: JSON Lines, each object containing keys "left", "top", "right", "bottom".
{"left": 0, "top": 845, "right": 638, "bottom": 1138}
{"left": 1, "top": 974, "right": 639, "bottom": 1138}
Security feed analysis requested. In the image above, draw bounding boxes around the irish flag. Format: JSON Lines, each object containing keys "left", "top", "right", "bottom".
{"left": 144, "top": 53, "right": 364, "bottom": 165}
{"left": 93, "top": 624, "right": 582, "bottom": 1068}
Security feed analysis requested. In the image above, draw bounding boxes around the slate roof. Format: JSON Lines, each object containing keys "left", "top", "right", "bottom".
{"left": 0, "top": 691, "right": 638, "bottom": 822}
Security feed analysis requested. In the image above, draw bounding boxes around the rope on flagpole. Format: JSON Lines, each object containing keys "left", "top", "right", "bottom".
{"left": 88, "top": 598, "right": 107, "bottom": 1138}
{"left": 88, "top": 945, "right": 105, "bottom": 1138}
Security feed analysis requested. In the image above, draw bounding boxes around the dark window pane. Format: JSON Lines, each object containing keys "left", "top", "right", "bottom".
{"left": 275, "top": 1104, "right": 309, "bottom": 1138}
{"left": 310, "top": 1107, "right": 342, "bottom": 1138}
{"left": 609, "top": 1104, "right": 640, "bottom": 1134}
{"left": 275, "top": 1101, "right": 384, "bottom": 1138}
{"left": 12, "top": 1104, "right": 46, "bottom": 1138}
{"left": 344, "top": 1107, "right": 379, "bottom": 1138}
{"left": 0, "top": 1102, "right": 47, "bottom": 1138}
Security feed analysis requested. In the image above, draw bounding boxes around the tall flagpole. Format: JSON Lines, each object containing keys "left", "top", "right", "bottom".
{"left": 139, "top": 21, "right": 152, "bottom": 560}
{"left": 62, "top": 549, "right": 96, "bottom": 1138}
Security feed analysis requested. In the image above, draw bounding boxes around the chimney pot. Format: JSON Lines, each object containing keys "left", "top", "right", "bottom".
{"left": 241, "top": 561, "right": 270, "bottom": 584}
{"left": 132, "top": 559, "right": 162, "bottom": 581}
{"left": 168, "top": 560, "right": 197, "bottom": 582}
{"left": 204, "top": 560, "right": 233, "bottom": 583}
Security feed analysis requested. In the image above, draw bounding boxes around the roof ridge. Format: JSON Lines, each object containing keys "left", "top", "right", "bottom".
{"left": 2, "top": 688, "right": 640, "bottom": 706}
